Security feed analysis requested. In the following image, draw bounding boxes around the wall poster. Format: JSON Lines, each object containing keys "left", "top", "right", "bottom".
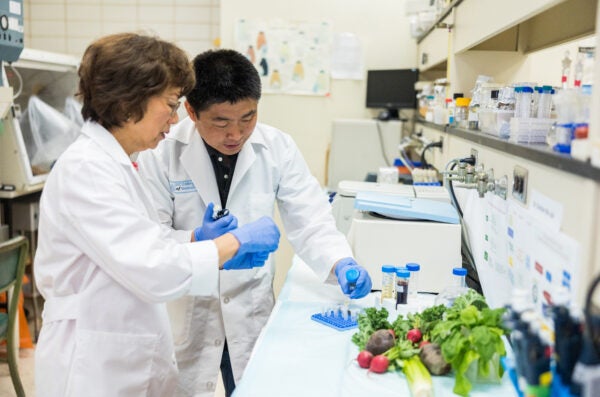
{"left": 235, "top": 18, "right": 333, "bottom": 96}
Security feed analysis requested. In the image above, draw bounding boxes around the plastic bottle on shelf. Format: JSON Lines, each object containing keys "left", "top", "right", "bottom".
{"left": 380, "top": 264, "right": 396, "bottom": 303}
{"left": 405, "top": 262, "right": 421, "bottom": 300}
{"left": 434, "top": 267, "right": 469, "bottom": 307}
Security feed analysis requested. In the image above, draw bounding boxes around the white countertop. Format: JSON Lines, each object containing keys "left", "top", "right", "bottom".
{"left": 233, "top": 257, "right": 517, "bottom": 397}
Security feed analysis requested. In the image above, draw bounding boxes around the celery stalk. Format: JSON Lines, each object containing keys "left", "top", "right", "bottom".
{"left": 402, "top": 356, "right": 434, "bottom": 397}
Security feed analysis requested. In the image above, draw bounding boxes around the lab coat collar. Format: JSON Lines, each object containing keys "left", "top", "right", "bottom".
{"left": 174, "top": 117, "right": 267, "bottom": 207}
{"left": 81, "top": 121, "right": 132, "bottom": 167}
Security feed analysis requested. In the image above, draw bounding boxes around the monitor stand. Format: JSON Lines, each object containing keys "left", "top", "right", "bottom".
{"left": 377, "top": 108, "right": 399, "bottom": 121}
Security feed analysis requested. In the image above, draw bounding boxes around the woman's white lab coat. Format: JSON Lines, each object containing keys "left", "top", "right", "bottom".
{"left": 34, "top": 122, "right": 221, "bottom": 397}
{"left": 137, "top": 118, "right": 353, "bottom": 396}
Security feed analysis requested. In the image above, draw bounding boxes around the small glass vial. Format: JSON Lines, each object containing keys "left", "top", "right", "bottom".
{"left": 405, "top": 262, "right": 421, "bottom": 299}
{"left": 395, "top": 268, "right": 410, "bottom": 307}
{"left": 381, "top": 264, "right": 396, "bottom": 303}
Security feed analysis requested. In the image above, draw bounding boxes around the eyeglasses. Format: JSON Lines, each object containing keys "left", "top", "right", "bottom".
{"left": 167, "top": 100, "right": 181, "bottom": 118}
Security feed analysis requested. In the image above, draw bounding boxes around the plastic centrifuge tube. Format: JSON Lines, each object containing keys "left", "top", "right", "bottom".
{"left": 381, "top": 265, "right": 396, "bottom": 303}
{"left": 345, "top": 268, "right": 359, "bottom": 294}
{"left": 406, "top": 262, "right": 421, "bottom": 300}
{"left": 536, "top": 86, "right": 553, "bottom": 119}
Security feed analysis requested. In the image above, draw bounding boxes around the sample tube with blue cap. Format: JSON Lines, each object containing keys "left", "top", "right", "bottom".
{"left": 345, "top": 268, "right": 359, "bottom": 294}
{"left": 405, "top": 262, "right": 421, "bottom": 300}
{"left": 381, "top": 265, "right": 396, "bottom": 303}
{"left": 395, "top": 268, "right": 410, "bottom": 307}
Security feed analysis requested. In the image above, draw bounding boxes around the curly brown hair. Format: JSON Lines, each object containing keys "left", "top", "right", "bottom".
{"left": 78, "top": 32, "right": 195, "bottom": 131}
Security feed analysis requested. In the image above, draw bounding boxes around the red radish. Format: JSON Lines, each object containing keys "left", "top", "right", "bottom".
{"left": 369, "top": 354, "right": 390, "bottom": 373}
{"left": 407, "top": 328, "right": 422, "bottom": 343}
{"left": 357, "top": 350, "right": 373, "bottom": 369}
{"left": 419, "top": 340, "right": 431, "bottom": 348}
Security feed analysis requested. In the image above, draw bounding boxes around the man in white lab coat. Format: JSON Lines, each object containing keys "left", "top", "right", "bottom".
{"left": 137, "top": 49, "right": 372, "bottom": 397}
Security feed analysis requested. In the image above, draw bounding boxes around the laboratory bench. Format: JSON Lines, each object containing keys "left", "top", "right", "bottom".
{"left": 233, "top": 257, "right": 516, "bottom": 397}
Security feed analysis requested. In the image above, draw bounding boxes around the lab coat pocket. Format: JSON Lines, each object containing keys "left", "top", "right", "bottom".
{"left": 67, "top": 329, "right": 159, "bottom": 397}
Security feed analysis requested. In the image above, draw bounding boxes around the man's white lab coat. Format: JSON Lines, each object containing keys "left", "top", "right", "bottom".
{"left": 137, "top": 118, "right": 353, "bottom": 396}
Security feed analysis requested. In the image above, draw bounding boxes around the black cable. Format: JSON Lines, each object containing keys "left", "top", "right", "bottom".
{"left": 584, "top": 272, "right": 600, "bottom": 356}
{"left": 446, "top": 156, "right": 482, "bottom": 292}
{"left": 420, "top": 140, "right": 443, "bottom": 169}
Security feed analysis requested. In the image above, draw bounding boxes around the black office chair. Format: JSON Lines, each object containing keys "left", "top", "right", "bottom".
{"left": 0, "top": 236, "right": 28, "bottom": 397}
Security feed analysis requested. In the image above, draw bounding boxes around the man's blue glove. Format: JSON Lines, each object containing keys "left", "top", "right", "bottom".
{"left": 222, "top": 217, "right": 280, "bottom": 271}
{"left": 223, "top": 251, "right": 270, "bottom": 270}
{"left": 194, "top": 202, "right": 238, "bottom": 241}
{"left": 334, "top": 257, "right": 372, "bottom": 299}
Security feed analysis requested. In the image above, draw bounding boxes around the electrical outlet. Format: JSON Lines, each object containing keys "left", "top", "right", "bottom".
{"left": 471, "top": 148, "right": 478, "bottom": 165}
{"left": 512, "top": 165, "right": 528, "bottom": 203}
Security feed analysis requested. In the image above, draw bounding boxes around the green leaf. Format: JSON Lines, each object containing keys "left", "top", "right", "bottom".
{"left": 460, "top": 306, "right": 480, "bottom": 326}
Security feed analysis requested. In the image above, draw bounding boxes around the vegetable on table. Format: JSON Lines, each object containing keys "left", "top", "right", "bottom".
{"left": 419, "top": 342, "right": 451, "bottom": 375}
{"left": 369, "top": 355, "right": 390, "bottom": 373}
{"left": 357, "top": 350, "right": 373, "bottom": 369}
{"left": 366, "top": 329, "right": 396, "bottom": 356}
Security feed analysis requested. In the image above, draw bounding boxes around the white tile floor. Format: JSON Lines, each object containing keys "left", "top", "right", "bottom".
{"left": 0, "top": 347, "right": 226, "bottom": 397}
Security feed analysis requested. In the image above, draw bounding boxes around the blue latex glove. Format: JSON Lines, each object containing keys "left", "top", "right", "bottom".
{"left": 223, "top": 251, "right": 270, "bottom": 271}
{"left": 194, "top": 202, "right": 238, "bottom": 241}
{"left": 223, "top": 217, "right": 280, "bottom": 271}
{"left": 334, "top": 257, "right": 372, "bottom": 299}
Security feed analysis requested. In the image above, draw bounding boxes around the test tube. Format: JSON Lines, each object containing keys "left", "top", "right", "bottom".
{"left": 395, "top": 268, "right": 410, "bottom": 307}
{"left": 345, "top": 268, "right": 359, "bottom": 294}
{"left": 536, "top": 86, "right": 553, "bottom": 119}
{"left": 405, "top": 262, "right": 421, "bottom": 300}
{"left": 518, "top": 86, "right": 534, "bottom": 118}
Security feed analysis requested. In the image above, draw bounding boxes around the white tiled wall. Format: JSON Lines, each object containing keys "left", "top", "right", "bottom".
{"left": 23, "top": 0, "right": 220, "bottom": 59}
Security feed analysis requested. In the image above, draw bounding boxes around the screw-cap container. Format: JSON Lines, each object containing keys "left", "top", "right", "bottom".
{"left": 406, "top": 262, "right": 421, "bottom": 298}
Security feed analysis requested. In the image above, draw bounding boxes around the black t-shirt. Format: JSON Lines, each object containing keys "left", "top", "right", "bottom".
{"left": 203, "top": 140, "right": 239, "bottom": 208}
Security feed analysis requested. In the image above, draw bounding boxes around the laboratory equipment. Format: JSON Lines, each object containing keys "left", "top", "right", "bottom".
{"left": 311, "top": 307, "right": 358, "bottom": 331}
{"left": 405, "top": 262, "right": 420, "bottom": 299}
{"left": 536, "top": 85, "right": 553, "bottom": 119}
{"left": 365, "top": 68, "right": 419, "bottom": 120}
{"left": 514, "top": 86, "right": 533, "bottom": 118}
{"left": 454, "top": 97, "right": 470, "bottom": 128}
{"left": 434, "top": 267, "right": 468, "bottom": 307}
{"left": 395, "top": 268, "right": 410, "bottom": 307}
{"left": 214, "top": 208, "right": 230, "bottom": 220}
{"left": 344, "top": 188, "right": 460, "bottom": 293}
{"left": 0, "top": 48, "right": 80, "bottom": 191}
{"left": 327, "top": 119, "right": 402, "bottom": 191}
{"left": 381, "top": 264, "right": 396, "bottom": 302}
{"left": 346, "top": 268, "right": 359, "bottom": 293}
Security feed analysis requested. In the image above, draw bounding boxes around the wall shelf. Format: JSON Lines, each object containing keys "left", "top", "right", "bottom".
{"left": 416, "top": 120, "right": 600, "bottom": 182}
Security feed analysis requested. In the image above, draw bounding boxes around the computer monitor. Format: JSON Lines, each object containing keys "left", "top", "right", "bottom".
{"left": 366, "top": 68, "right": 419, "bottom": 120}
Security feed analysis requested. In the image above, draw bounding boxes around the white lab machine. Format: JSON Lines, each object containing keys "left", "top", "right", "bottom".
{"left": 327, "top": 119, "right": 402, "bottom": 191}
{"left": 332, "top": 181, "right": 461, "bottom": 293}
{"left": 0, "top": 48, "right": 80, "bottom": 192}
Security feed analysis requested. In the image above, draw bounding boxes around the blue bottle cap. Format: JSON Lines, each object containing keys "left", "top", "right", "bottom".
{"left": 382, "top": 265, "right": 396, "bottom": 273}
{"left": 346, "top": 268, "right": 359, "bottom": 283}
{"left": 406, "top": 263, "right": 420, "bottom": 271}
{"left": 453, "top": 267, "right": 467, "bottom": 276}
{"left": 521, "top": 86, "right": 534, "bottom": 93}
{"left": 396, "top": 269, "right": 410, "bottom": 278}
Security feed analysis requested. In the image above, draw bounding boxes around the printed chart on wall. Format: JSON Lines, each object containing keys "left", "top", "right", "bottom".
{"left": 235, "top": 18, "right": 332, "bottom": 96}
{"left": 465, "top": 190, "right": 580, "bottom": 334}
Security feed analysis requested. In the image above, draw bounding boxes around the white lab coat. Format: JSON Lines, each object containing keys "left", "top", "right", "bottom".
{"left": 34, "top": 121, "right": 221, "bottom": 397}
{"left": 137, "top": 117, "right": 353, "bottom": 396}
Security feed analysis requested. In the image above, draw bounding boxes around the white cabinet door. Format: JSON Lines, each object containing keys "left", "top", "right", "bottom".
{"left": 417, "top": 25, "right": 449, "bottom": 71}
{"left": 454, "top": 0, "right": 564, "bottom": 53}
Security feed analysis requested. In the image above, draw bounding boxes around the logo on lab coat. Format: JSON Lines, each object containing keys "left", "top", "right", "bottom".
{"left": 170, "top": 180, "right": 197, "bottom": 194}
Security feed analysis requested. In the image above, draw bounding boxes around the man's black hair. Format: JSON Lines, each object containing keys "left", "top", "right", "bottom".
{"left": 186, "top": 49, "right": 262, "bottom": 113}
